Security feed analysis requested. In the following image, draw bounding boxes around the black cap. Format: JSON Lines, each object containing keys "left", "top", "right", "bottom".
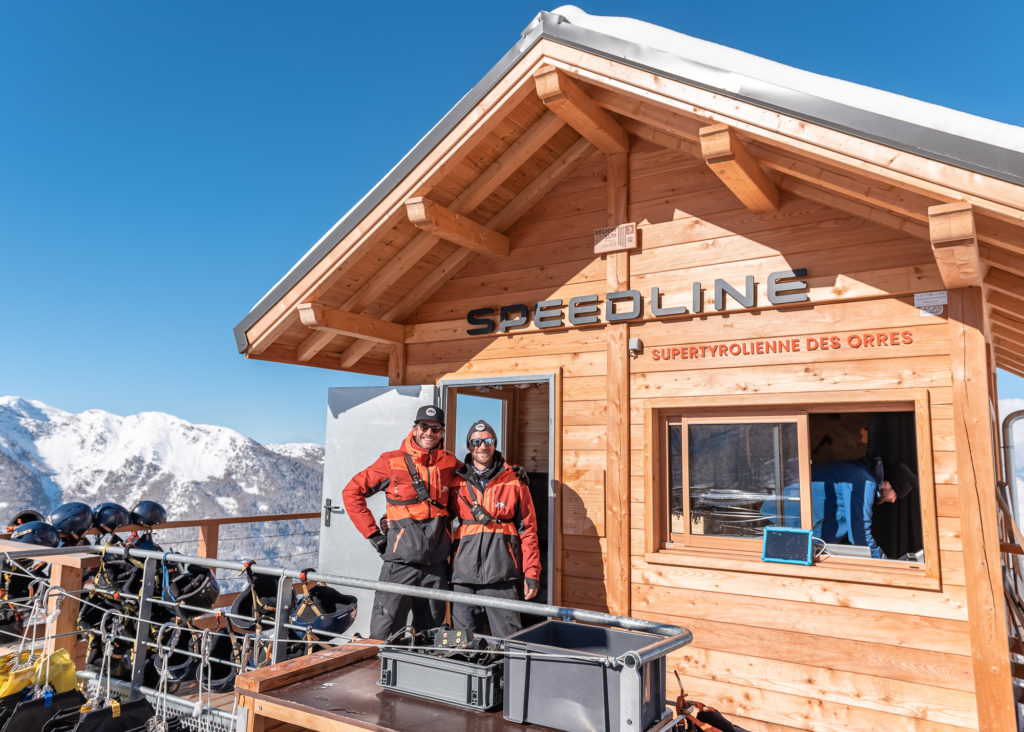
{"left": 466, "top": 419, "right": 497, "bottom": 447}
{"left": 884, "top": 462, "right": 918, "bottom": 499}
{"left": 414, "top": 405, "right": 444, "bottom": 424}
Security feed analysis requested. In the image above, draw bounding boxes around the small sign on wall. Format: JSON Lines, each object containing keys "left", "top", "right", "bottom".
{"left": 914, "top": 290, "right": 947, "bottom": 317}
{"left": 594, "top": 222, "right": 638, "bottom": 254}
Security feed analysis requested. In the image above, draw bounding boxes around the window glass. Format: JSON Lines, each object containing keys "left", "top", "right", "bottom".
{"left": 668, "top": 424, "right": 684, "bottom": 535}
{"left": 686, "top": 422, "right": 799, "bottom": 538}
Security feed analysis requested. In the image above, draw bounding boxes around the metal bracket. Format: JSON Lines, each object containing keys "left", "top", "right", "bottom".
{"left": 618, "top": 653, "right": 643, "bottom": 730}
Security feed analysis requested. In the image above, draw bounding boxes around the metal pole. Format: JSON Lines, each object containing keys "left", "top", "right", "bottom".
{"left": 91, "top": 543, "right": 691, "bottom": 644}
{"left": 1002, "top": 409, "right": 1024, "bottom": 529}
{"left": 1002, "top": 408, "right": 1024, "bottom": 583}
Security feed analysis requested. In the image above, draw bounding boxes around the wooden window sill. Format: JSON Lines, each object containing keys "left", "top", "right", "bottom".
{"left": 644, "top": 545, "right": 940, "bottom": 591}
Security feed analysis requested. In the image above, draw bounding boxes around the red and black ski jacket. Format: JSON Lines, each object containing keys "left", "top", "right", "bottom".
{"left": 342, "top": 430, "right": 459, "bottom": 566}
{"left": 449, "top": 452, "right": 541, "bottom": 586}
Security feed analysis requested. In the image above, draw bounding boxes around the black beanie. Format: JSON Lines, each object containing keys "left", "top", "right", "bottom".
{"left": 884, "top": 462, "right": 918, "bottom": 499}
{"left": 466, "top": 419, "right": 497, "bottom": 447}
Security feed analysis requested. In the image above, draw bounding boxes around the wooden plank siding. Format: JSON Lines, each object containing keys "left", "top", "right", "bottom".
{"left": 401, "top": 143, "right": 985, "bottom": 730}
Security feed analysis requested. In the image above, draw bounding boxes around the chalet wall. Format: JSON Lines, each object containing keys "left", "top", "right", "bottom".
{"left": 404, "top": 141, "right": 979, "bottom": 731}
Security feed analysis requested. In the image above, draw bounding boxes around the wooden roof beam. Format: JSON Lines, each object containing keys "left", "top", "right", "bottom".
{"left": 533, "top": 66, "right": 628, "bottom": 155}
{"left": 338, "top": 137, "right": 594, "bottom": 370}
{"left": 405, "top": 196, "right": 510, "bottom": 257}
{"left": 699, "top": 124, "right": 780, "bottom": 212}
{"left": 984, "top": 267, "right": 1024, "bottom": 298}
{"left": 992, "top": 323, "right": 1024, "bottom": 348}
{"left": 295, "top": 113, "right": 567, "bottom": 363}
{"left": 994, "top": 345, "right": 1024, "bottom": 375}
{"left": 991, "top": 312, "right": 1024, "bottom": 339}
{"left": 297, "top": 303, "right": 405, "bottom": 345}
{"left": 980, "top": 244, "right": 1024, "bottom": 279}
{"left": 988, "top": 290, "right": 1024, "bottom": 320}
{"left": 928, "top": 202, "right": 984, "bottom": 289}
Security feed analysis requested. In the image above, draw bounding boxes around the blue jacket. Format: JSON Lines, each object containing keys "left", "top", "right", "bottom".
{"left": 811, "top": 460, "right": 883, "bottom": 559}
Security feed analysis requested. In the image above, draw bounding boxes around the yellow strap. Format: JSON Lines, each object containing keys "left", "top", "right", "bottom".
{"left": 110, "top": 699, "right": 120, "bottom": 717}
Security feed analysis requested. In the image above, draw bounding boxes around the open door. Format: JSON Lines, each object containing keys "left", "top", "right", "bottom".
{"left": 318, "top": 384, "right": 437, "bottom": 638}
{"left": 441, "top": 375, "right": 557, "bottom": 610}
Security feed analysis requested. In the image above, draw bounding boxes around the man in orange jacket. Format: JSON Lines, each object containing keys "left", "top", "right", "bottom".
{"left": 449, "top": 419, "right": 541, "bottom": 637}
{"left": 342, "top": 405, "right": 459, "bottom": 639}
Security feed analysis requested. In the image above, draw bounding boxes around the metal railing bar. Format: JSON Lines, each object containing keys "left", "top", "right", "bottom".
{"left": 79, "top": 544, "right": 693, "bottom": 661}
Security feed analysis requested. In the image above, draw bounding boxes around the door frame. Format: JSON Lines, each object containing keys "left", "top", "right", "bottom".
{"left": 439, "top": 372, "right": 561, "bottom": 604}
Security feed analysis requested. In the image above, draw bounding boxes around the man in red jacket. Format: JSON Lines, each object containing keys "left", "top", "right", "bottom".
{"left": 449, "top": 419, "right": 541, "bottom": 637}
{"left": 342, "top": 404, "right": 459, "bottom": 639}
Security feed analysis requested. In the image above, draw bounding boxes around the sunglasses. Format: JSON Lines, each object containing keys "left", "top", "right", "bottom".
{"left": 469, "top": 437, "right": 496, "bottom": 447}
{"left": 415, "top": 423, "right": 444, "bottom": 433}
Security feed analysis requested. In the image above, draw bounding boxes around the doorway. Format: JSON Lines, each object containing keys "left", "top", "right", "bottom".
{"left": 440, "top": 374, "right": 557, "bottom": 608}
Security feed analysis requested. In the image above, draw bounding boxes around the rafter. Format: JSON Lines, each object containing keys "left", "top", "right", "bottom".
{"left": 533, "top": 66, "right": 628, "bottom": 155}
{"left": 980, "top": 244, "right": 1024, "bottom": 279}
{"left": 928, "top": 202, "right": 984, "bottom": 289}
{"left": 984, "top": 267, "right": 1024, "bottom": 298}
{"left": 988, "top": 290, "right": 1024, "bottom": 320}
{"left": 991, "top": 312, "right": 1024, "bottom": 339}
{"left": 994, "top": 345, "right": 1024, "bottom": 375}
{"left": 297, "top": 303, "right": 405, "bottom": 344}
{"left": 337, "top": 137, "right": 595, "bottom": 369}
{"left": 406, "top": 196, "right": 510, "bottom": 257}
{"left": 699, "top": 124, "right": 779, "bottom": 212}
{"left": 618, "top": 117, "right": 700, "bottom": 158}
{"left": 295, "top": 113, "right": 568, "bottom": 362}
{"left": 992, "top": 323, "right": 1024, "bottom": 348}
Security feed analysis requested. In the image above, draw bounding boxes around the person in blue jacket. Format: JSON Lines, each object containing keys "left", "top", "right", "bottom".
{"left": 810, "top": 457, "right": 917, "bottom": 559}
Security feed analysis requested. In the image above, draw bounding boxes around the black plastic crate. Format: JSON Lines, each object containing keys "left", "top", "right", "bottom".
{"left": 504, "top": 620, "right": 667, "bottom": 731}
{"left": 378, "top": 648, "right": 503, "bottom": 711}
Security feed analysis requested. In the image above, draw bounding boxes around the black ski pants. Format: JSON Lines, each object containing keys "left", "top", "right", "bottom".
{"left": 369, "top": 560, "right": 448, "bottom": 639}
{"left": 451, "top": 580, "right": 522, "bottom": 638}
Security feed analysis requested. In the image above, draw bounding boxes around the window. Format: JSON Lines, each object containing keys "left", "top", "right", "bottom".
{"left": 649, "top": 394, "right": 932, "bottom": 572}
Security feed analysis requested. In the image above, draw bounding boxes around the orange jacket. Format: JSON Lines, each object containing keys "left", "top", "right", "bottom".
{"left": 342, "top": 431, "right": 459, "bottom": 565}
{"left": 449, "top": 453, "right": 541, "bottom": 585}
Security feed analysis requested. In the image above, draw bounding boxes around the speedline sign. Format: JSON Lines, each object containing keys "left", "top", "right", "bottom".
{"left": 465, "top": 268, "right": 809, "bottom": 335}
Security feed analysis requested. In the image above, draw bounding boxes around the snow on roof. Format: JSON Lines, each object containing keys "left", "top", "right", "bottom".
{"left": 550, "top": 5, "right": 1024, "bottom": 155}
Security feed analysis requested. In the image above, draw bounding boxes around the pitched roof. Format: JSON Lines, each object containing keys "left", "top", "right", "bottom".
{"left": 233, "top": 7, "right": 1024, "bottom": 377}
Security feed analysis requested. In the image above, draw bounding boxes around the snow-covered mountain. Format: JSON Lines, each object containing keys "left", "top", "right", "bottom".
{"left": 0, "top": 396, "right": 324, "bottom": 574}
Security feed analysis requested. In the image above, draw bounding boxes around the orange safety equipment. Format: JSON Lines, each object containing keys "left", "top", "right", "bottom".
{"left": 449, "top": 453, "right": 541, "bottom": 586}
{"left": 343, "top": 430, "right": 459, "bottom": 566}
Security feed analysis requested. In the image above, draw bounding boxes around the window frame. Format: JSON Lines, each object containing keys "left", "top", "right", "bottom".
{"left": 666, "top": 413, "right": 808, "bottom": 551}
{"left": 643, "top": 390, "right": 940, "bottom": 589}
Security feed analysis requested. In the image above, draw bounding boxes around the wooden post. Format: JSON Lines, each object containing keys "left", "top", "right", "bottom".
{"left": 388, "top": 344, "right": 406, "bottom": 386}
{"left": 948, "top": 286, "right": 1016, "bottom": 731}
{"left": 197, "top": 522, "right": 220, "bottom": 559}
{"left": 45, "top": 562, "right": 81, "bottom": 659}
{"left": 605, "top": 151, "right": 631, "bottom": 617}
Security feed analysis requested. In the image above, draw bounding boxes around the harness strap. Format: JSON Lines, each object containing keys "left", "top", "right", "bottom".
{"left": 390, "top": 453, "right": 447, "bottom": 511}
{"left": 459, "top": 518, "right": 515, "bottom": 525}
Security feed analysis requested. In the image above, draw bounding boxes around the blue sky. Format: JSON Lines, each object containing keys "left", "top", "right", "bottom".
{"left": 2, "top": 2, "right": 1022, "bottom": 445}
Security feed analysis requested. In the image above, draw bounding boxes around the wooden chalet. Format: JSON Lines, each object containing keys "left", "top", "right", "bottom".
{"left": 234, "top": 8, "right": 1024, "bottom": 731}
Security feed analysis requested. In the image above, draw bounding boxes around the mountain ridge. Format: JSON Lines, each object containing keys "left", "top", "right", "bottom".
{"left": 0, "top": 396, "right": 324, "bottom": 572}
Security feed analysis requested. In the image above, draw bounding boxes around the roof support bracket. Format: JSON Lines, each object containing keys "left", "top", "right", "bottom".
{"left": 405, "top": 196, "right": 510, "bottom": 257}
{"left": 297, "top": 303, "right": 405, "bottom": 344}
{"left": 534, "top": 65, "right": 629, "bottom": 155}
{"left": 928, "top": 201, "right": 984, "bottom": 289}
{"left": 699, "top": 123, "right": 779, "bottom": 212}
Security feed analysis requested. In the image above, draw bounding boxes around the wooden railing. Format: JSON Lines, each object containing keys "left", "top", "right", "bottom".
{"left": 0, "top": 511, "right": 320, "bottom": 664}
